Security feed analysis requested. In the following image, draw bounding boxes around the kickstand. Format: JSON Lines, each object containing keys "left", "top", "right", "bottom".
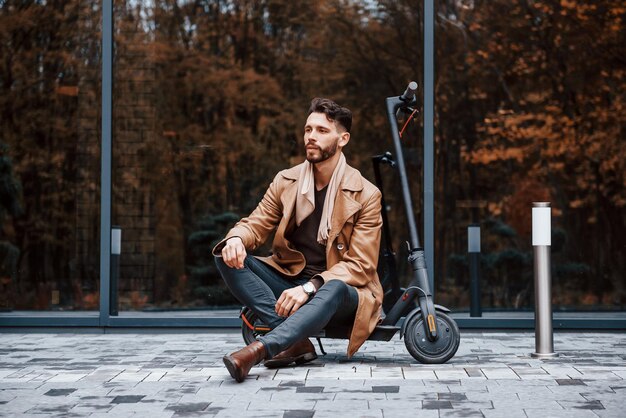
{"left": 316, "top": 337, "right": 327, "bottom": 356}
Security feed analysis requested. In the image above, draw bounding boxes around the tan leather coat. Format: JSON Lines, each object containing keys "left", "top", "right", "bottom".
{"left": 213, "top": 162, "right": 383, "bottom": 357}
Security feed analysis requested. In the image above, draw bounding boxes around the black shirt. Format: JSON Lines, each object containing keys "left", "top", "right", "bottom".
{"left": 286, "top": 185, "right": 328, "bottom": 280}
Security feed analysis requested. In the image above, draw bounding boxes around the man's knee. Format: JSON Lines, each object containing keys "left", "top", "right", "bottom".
{"left": 214, "top": 255, "right": 255, "bottom": 279}
{"left": 214, "top": 255, "right": 236, "bottom": 282}
{"left": 318, "top": 280, "right": 349, "bottom": 299}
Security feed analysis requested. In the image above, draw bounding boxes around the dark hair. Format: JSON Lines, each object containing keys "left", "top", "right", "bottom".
{"left": 308, "top": 98, "right": 352, "bottom": 133}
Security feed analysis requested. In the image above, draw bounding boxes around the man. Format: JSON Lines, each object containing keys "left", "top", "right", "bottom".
{"left": 213, "top": 98, "right": 383, "bottom": 383}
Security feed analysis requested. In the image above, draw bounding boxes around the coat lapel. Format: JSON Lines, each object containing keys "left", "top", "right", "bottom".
{"left": 328, "top": 165, "right": 364, "bottom": 243}
{"left": 329, "top": 190, "right": 361, "bottom": 240}
{"left": 278, "top": 178, "right": 299, "bottom": 237}
{"left": 278, "top": 161, "right": 364, "bottom": 245}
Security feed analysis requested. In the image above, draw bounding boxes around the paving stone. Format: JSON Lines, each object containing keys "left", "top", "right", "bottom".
{"left": 524, "top": 409, "right": 598, "bottom": 417}
{"left": 464, "top": 368, "right": 486, "bottom": 378}
{"left": 481, "top": 368, "right": 520, "bottom": 380}
{"left": 435, "top": 369, "right": 469, "bottom": 379}
{"left": 313, "top": 399, "right": 368, "bottom": 410}
{"left": 248, "top": 399, "right": 316, "bottom": 411}
{"left": 24, "top": 404, "right": 77, "bottom": 414}
{"left": 481, "top": 410, "right": 527, "bottom": 418}
{"left": 278, "top": 380, "right": 306, "bottom": 387}
{"left": 164, "top": 402, "right": 210, "bottom": 412}
{"left": 333, "top": 391, "right": 386, "bottom": 400}
{"left": 450, "top": 400, "right": 493, "bottom": 409}
{"left": 44, "top": 388, "right": 77, "bottom": 396}
{"left": 283, "top": 410, "right": 315, "bottom": 418}
{"left": 519, "top": 389, "right": 586, "bottom": 401}
{"left": 385, "top": 392, "right": 438, "bottom": 401}
{"left": 557, "top": 378, "right": 586, "bottom": 385}
{"left": 558, "top": 399, "right": 605, "bottom": 410}
{"left": 312, "top": 410, "right": 383, "bottom": 418}
{"left": 377, "top": 409, "right": 438, "bottom": 418}
{"left": 439, "top": 409, "right": 485, "bottom": 417}
{"left": 492, "top": 399, "right": 564, "bottom": 409}
{"left": 110, "top": 394, "right": 146, "bottom": 403}
{"left": 371, "top": 385, "right": 399, "bottom": 393}
{"left": 423, "top": 400, "right": 453, "bottom": 409}
{"left": 593, "top": 409, "right": 626, "bottom": 418}
{"left": 401, "top": 368, "right": 437, "bottom": 379}
{"left": 296, "top": 386, "right": 324, "bottom": 393}
{"left": 213, "top": 411, "right": 276, "bottom": 418}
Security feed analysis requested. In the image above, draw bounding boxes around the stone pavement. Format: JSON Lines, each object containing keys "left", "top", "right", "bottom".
{"left": 0, "top": 331, "right": 625, "bottom": 417}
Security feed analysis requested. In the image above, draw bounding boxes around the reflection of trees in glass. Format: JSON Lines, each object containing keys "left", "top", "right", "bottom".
{"left": 436, "top": 0, "right": 625, "bottom": 309}
{"left": 447, "top": 216, "right": 594, "bottom": 310}
{"left": 112, "top": 0, "right": 430, "bottom": 308}
{"left": 112, "top": 0, "right": 624, "bottom": 310}
{"left": 187, "top": 212, "right": 239, "bottom": 306}
{"left": 3, "top": 0, "right": 621, "bottom": 310}
{"left": 0, "top": 1, "right": 101, "bottom": 309}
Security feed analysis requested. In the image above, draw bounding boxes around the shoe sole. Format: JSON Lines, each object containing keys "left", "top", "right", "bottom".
{"left": 222, "top": 355, "right": 245, "bottom": 383}
{"left": 264, "top": 352, "right": 318, "bottom": 369}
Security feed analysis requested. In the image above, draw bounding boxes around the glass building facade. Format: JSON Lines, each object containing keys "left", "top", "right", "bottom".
{"left": 1, "top": 0, "right": 624, "bottom": 329}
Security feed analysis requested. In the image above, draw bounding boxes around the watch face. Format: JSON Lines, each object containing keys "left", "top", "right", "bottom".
{"left": 303, "top": 282, "right": 315, "bottom": 294}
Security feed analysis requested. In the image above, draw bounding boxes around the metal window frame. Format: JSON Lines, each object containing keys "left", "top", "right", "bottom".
{"left": 0, "top": 0, "right": 624, "bottom": 331}
{"left": 424, "top": 0, "right": 435, "bottom": 292}
{"left": 99, "top": 0, "right": 112, "bottom": 327}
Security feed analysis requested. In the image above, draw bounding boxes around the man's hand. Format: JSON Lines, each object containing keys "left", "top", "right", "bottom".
{"left": 275, "top": 286, "right": 309, "bottom": 317}
{"left": 221, "top": 237, "right": 246, "bottom": 269}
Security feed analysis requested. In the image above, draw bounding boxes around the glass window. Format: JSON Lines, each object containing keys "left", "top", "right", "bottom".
{"left": 111, "top": 0, "right": 427, "bottom": 311}
{"left": 435, "top": 0, "right": 625, "bottom": 313}
{"left": 110, "top": 0, "right": 624, "bottom": 315}
{"left": 0, "top": 0, "right": 101, "bottom": 311}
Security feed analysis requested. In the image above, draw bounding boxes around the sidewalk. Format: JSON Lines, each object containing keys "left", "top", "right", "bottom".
{"left": 0, "top": 331, "right": 624, "bottom": 417}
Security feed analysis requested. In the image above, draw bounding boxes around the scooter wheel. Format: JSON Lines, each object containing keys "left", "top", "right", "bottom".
{"left": 404, "top": 311, "right": 460, "bottom": 364}
{"left": 241, "top": 308, "right": 264, "bottom": 345}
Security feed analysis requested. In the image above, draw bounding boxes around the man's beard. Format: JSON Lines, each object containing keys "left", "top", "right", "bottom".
{"left": 305, "top": 139, "right": 339, "bottom": 164}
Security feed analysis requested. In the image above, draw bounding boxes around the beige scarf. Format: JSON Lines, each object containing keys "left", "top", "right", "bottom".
{"left": 296, "top": 153, "right": 347, "bottom": 245}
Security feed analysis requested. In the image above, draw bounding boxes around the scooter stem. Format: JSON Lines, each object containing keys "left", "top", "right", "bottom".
{"left": 385, "top": 96, "right": 421, "bottom": 251}
{"left": 385, "top": 87, "right": 439, "bottom": 341}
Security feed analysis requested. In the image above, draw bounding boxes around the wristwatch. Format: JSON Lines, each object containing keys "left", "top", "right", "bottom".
{"left": 302, "top": 281, "right": 316, "bottom": 296}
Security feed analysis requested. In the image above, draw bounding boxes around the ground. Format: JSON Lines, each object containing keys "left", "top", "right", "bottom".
{"left": 0, "top": 331, "right": 624, "bottom": 417}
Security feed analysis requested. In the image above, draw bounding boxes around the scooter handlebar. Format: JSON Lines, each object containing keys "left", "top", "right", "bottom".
{"left": 400, "top": 81, "right": 418, "bottom": 102}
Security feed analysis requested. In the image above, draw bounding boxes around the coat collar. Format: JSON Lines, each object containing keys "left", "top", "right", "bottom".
{"left": 279, "top": 161, "right": 364, "bottom": 192}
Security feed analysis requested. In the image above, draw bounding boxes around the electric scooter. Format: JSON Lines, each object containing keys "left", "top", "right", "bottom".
{"left": 240, "top": 82, "right": 460, "bottom": 363}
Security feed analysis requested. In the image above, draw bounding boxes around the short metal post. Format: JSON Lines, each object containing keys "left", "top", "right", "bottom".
{"left": 468, "top": 224, "right": 482, "bottom": 317}
{"left": 531, "top": 203, "right": 558, "bottom": 358}
{"left": 109, "top": 226, "right": 121, "bottom": 316}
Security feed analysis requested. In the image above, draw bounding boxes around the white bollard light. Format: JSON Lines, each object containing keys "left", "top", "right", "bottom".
{"left": 531, "top": 202, "right": 558, "bottom": 358}
{"left": 110, "top": 226, "right": 122, "bottom": 316}
{"left": 111, "top": 227, "right": 122, "bottom": 255}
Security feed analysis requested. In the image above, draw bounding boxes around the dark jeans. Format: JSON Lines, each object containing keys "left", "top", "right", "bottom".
{"left": 215, "top": 255, "right": 359, "bottom": 358}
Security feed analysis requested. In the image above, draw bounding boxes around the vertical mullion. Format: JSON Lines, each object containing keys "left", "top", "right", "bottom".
{"left": 99, "top": 0, "right": 113, "bottom": 326}
{"left": 423, "top": 0, "right": 435, "bottom": 292}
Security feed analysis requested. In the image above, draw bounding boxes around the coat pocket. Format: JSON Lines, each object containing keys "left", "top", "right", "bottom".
{"left": 337, "top": 221, "right": 354, "bottom": 254}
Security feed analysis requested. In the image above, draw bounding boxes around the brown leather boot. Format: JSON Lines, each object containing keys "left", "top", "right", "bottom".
{"left": 263, "top": 338, "right": 317, "bottom": 369}
{"left": 223, "top": 341, "right": 266, "bottom": 383}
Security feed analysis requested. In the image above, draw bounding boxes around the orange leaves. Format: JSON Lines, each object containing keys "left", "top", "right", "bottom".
{"left": 55, "top": 86, "right": 79, "bottom": 96}
{"left": 569, "top": 199, "right": 584, "bottom": 209}
{"left": 559, "top": 0, "right": 577, "bottom": 11}
{"left": 466, "top": 146, "right": 524, "bottom": 165}
{"left": 82, "top": 292, "right": 99, "bottom": 310}
{"left": 476, "top": 50, "right": 489, "bottom": 60}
